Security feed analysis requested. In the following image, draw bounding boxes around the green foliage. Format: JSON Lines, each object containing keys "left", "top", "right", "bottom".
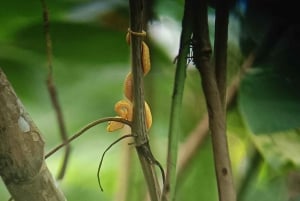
{"left": 252, "top": 130, "right": 300, "bottom": 171}
{"left": 14, "top": 22, "right": 128, "bottom": 65}
{"left": 241, "top": 171, "right": 287, "bottom": 201}
{"left": 239, "top": 68, "right": 300, "bottom": 134}
{"left": 176, "top": 139, "right": 218, "bottom": 201}
{"left": 1, "top": 0, "right": 300, "bottom": 201}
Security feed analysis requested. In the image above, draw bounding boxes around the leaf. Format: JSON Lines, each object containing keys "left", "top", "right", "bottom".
{"left": 251, "top": 130, "right": 300, "bottom": 171}
{"left": 241, "top": 172, "right": 287, "bottom": 201}
{"left": 176, "top": 139, "right": 218, "bottom": 201}
{"left": 0, "top": 1, "right": 78, "bottom": 39}
{"left": 239, "top": 68, "right": 300, "bottom": 134}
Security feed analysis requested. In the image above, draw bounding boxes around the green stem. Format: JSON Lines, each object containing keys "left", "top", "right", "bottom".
{"left": 161, "top": 1, "right": 193, "bottom": 200}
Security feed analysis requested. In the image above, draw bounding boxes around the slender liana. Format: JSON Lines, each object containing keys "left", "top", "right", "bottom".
{"left": 40, "top": 0, "right": 70, "bottom": 180}
{"left": 161, "top": 1, "right": 193, "bottom": 200}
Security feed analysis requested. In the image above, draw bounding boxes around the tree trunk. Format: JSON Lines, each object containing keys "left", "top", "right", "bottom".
{"left": 0, "top": 68, "right": 66, "bottom": 201}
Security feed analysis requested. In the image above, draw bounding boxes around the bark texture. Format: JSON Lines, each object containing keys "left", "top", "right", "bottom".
{"left": 0, "top": 69, "right": 66, "bottom": 201}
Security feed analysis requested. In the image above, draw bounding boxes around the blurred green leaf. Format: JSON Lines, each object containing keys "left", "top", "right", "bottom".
{"left": 0, "top": 1, "right": 80, "bottom": 40}
{"left": 176, "top": 139, "right": 218, "bottom": 201}
{"left": 251, "top": 130, "right": 300, "bottom": 171}
{"left": 241, "top": 172, "right": 287, "bottom": 201}
{"left": 13, "top": 22, "right": 128, "bottom": 65}
{"left": 239, "top": 68, "right": 300, "bottom": 134}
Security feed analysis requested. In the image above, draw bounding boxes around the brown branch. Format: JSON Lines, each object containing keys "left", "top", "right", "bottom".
{"left": 40, "top": 0, "right": 70, "bottom": 180}
{"left": 177, "top": 53, "right": 256, "bottom": 178}
{"left": 214, "top": 0, "right": 230, "bottom": 107}
{"left": 128, "top": 0, "right": 162, "bottom": 200}
{"left": 0, "top": 69, "right": 66, "bottom": 201}
{"left": 192, "top": 1, "right": 235, "bottom": 200}
{"left": 195, "top": 58, "right": 236, "bottom": 201}
{"left": 195, "top": 55, "right": 236, "bottom": 201}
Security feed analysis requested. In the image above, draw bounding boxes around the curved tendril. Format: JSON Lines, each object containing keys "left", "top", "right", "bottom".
{"left": 97, "top": 134, "right": 135, "bottom": 191}
{"left": 45, "top": 117, "right": 132, "bottom": 159}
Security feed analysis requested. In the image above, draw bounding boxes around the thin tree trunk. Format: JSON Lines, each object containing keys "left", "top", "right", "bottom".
{"left": 191, "top": 1, "right": 236, "bottom": 200}
{"left": 0, "top": 69, "right": 66, "bottom": 201}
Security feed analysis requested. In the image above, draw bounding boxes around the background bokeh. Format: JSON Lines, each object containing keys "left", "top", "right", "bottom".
{"left": 1, "top": 1, "right": 300, "bottom": 201}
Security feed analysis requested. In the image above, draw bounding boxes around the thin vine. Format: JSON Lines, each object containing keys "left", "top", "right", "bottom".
{"left": 40, "top": 0, "right": 70, "bottom": 180}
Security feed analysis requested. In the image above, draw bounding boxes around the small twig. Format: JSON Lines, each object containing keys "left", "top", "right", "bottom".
{"left": 40, "top": 0, "right": 52, "bottom": 72}
{"left": 45, "top": 117, "right": 131, "bottom": 159}
{"left": 97, "top": 134, "right": 135, "bottom": 192}
{"left": 154, "top": 158, "right": 166, "bottom": 186}
{"left": 40, "top": 0, "right": 70, "bottom": 180}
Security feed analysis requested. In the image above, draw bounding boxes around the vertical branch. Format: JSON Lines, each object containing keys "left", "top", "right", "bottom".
{"left": 192, "top": 0, "right": 236, "bottom": 201}
{"left": 128, "top": 0, "right": 148, "bottom": 145}
{"left": 177, "top": 52, "right": 256, "bottom": 183}
{"left": 214, "top": 0, "right": 230, "bottom": 108}
{"left": 212, "top": 3, "right": 236, "bottom": 201}
{"left": 161, "top": 0, "right": 193, "bottom": 200}
{"left": 128, "top": 1, "right": 161, "bottom": 200}
{"left": 40, "top": 0, "right": 70, "bottom": 180}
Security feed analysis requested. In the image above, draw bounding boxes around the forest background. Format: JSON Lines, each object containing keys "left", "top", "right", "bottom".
{"left": 1, "top": 0, "right": 300, "bottom": 201}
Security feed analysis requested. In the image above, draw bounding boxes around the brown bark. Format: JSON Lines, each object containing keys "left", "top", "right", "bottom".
{"left": 0, "top": 69, "right": 66, "bottom": 201}
{"left": 191, "top": 0, "right": 236, "bottom": 200}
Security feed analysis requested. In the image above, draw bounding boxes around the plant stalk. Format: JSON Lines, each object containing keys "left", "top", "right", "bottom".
{"left": 128, "top": 0, "right": 161, "bottom": 200}
{"left": 161, "top": 1, "right": 193, "bottom": 200}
